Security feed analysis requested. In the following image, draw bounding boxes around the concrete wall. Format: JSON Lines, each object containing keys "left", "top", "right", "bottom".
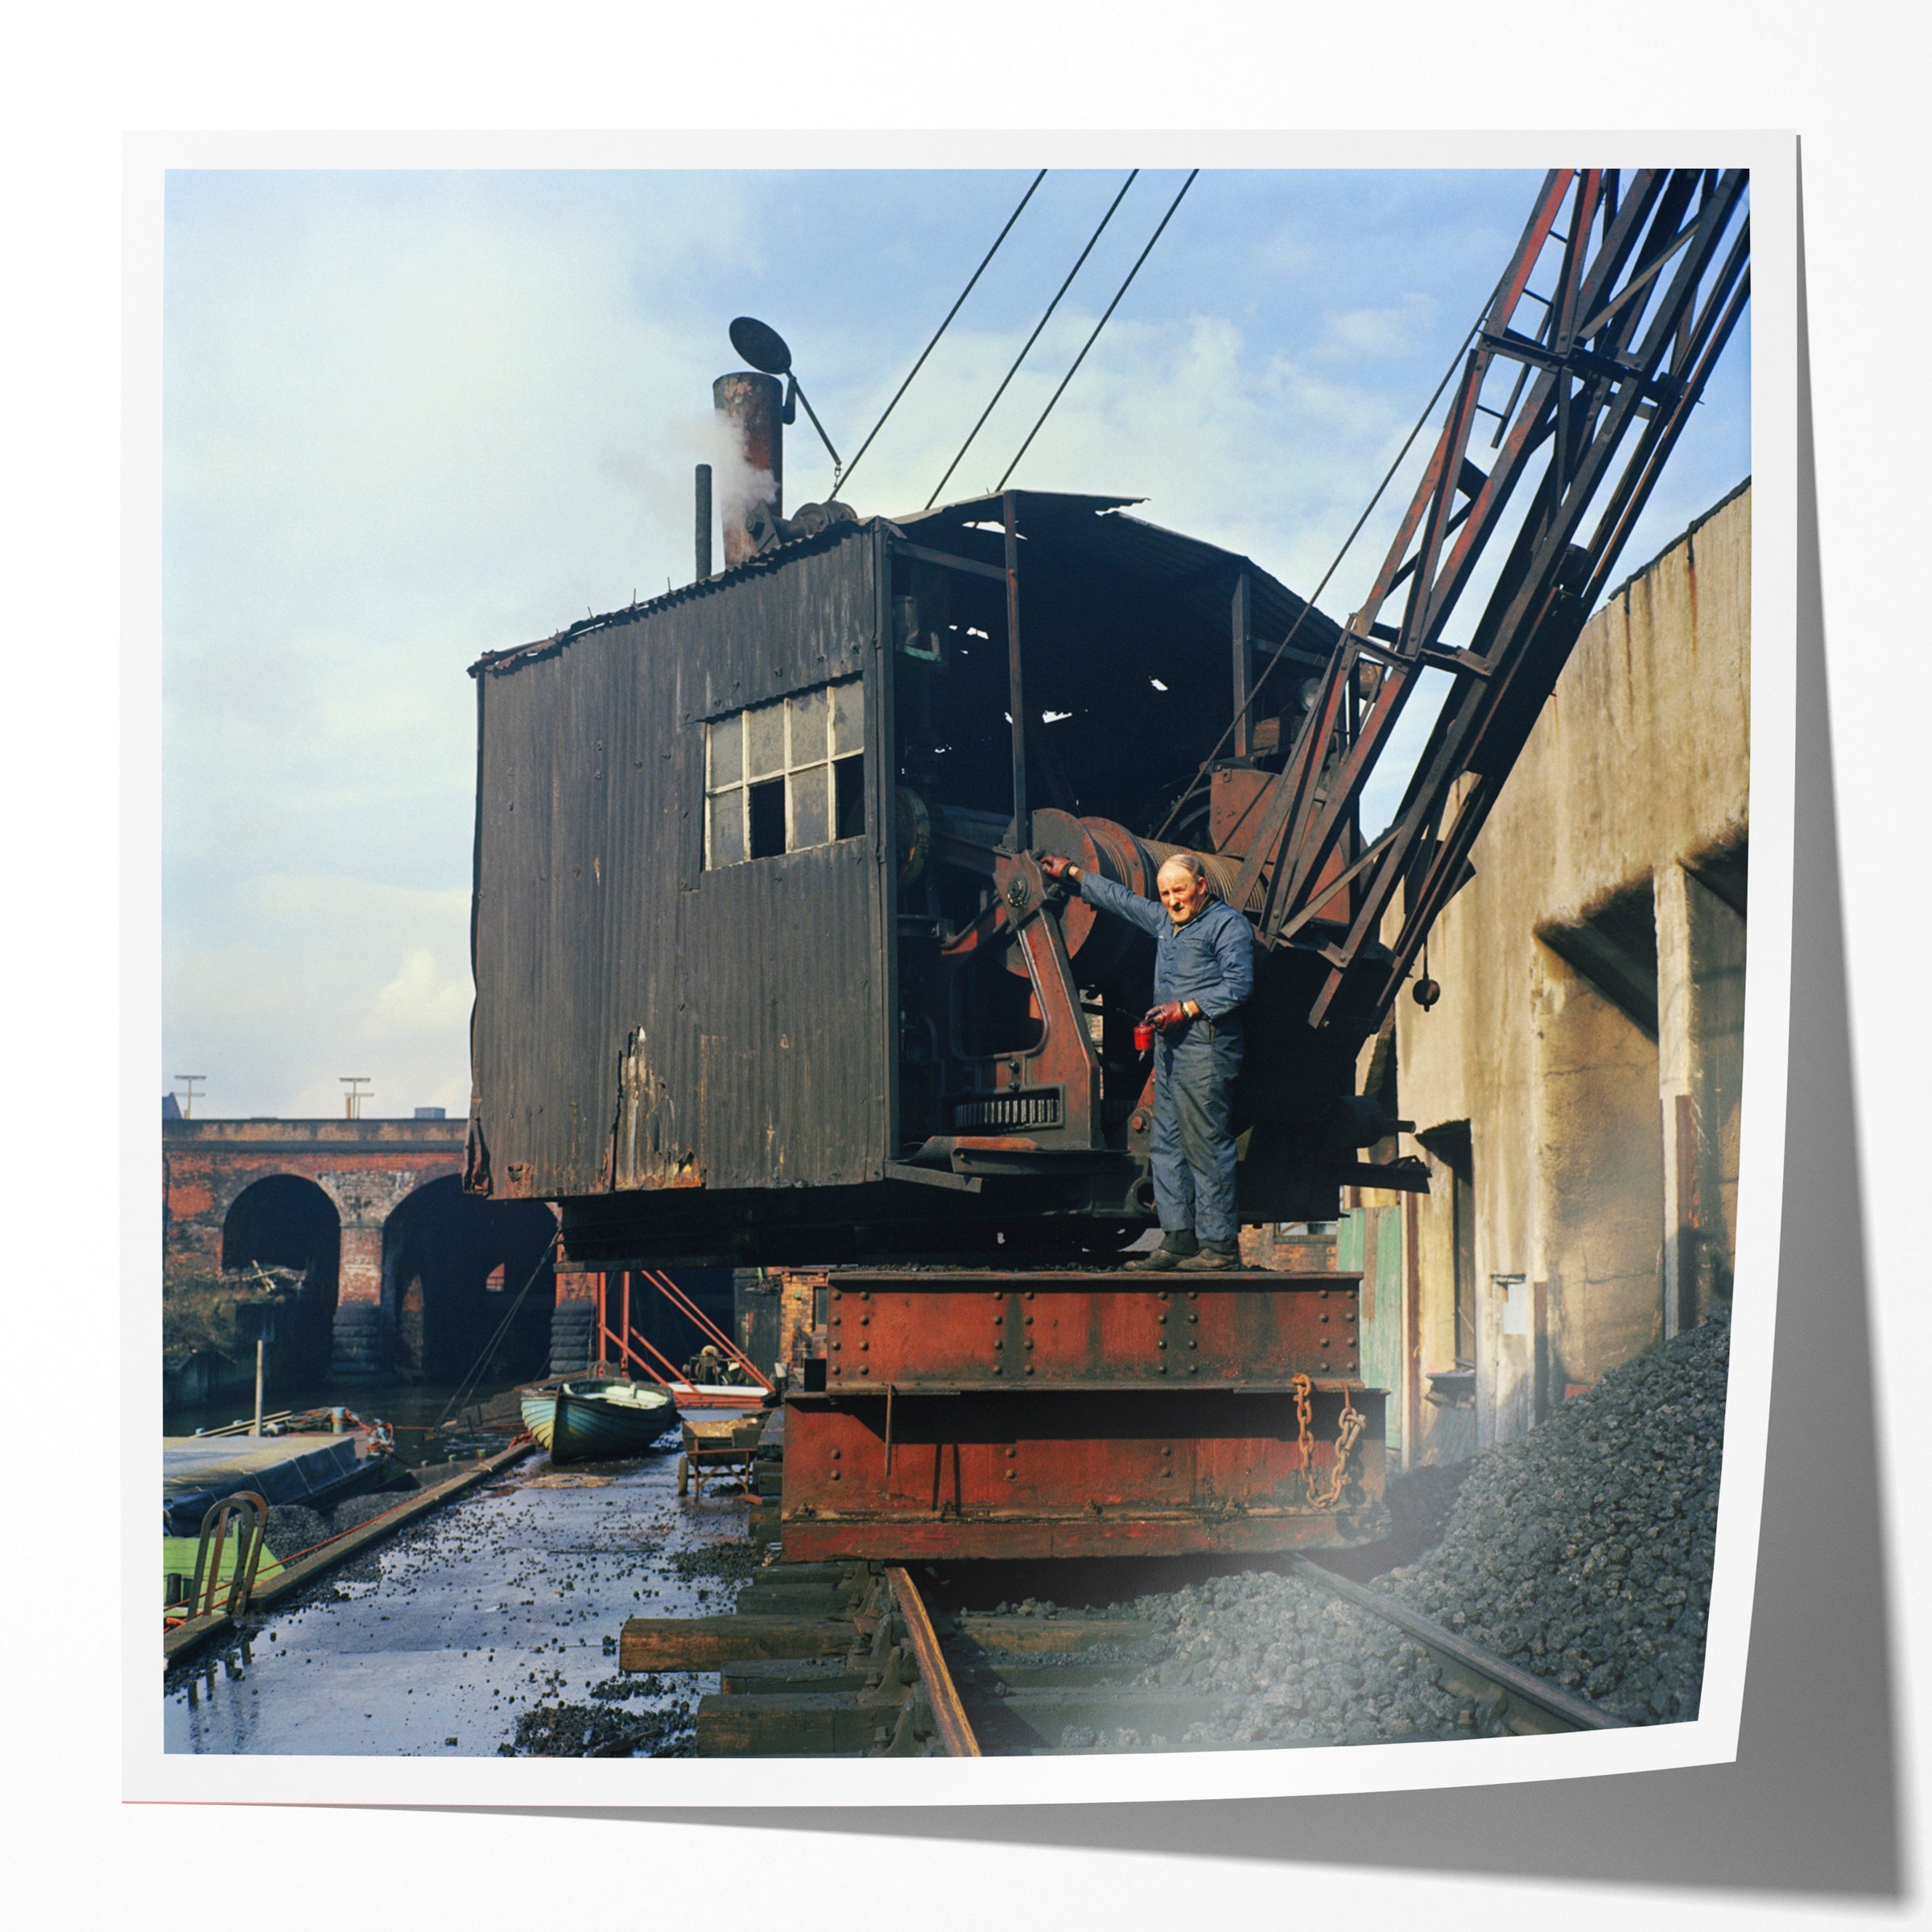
{"left": 1377, "top": 481, "right": 1750, "bottom": 1460}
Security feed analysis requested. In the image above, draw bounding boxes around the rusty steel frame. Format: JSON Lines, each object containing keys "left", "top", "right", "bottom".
{"left": 1230, "top": 167, "right": 1750, "bottom": 1034}
{"left": 781, "top": 1268, "right": 1388, "bottom": 1561}
{"left": 590, "top": 1267, "right": 774, "bottom": 1393}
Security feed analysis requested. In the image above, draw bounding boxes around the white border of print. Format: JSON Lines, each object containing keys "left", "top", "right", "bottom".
{"left": 123, "top": 126, "right": 1794, "bottom": 1810}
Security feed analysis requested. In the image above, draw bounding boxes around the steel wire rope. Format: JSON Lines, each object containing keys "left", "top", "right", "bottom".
{"left": 836, "top": 169, "right": 1046, "bottom": 496}
{"left": 995, "top": 167, "right": 1199, "bottom": 493}
{"left": 1148, "top": 213, "right": 1540, "bottom": 844}
{"left": 924, "top": 171, "right": 1140, "bottom": 510}
{"left": 435, "top": 1227, "right": 561, "bottom": 1428}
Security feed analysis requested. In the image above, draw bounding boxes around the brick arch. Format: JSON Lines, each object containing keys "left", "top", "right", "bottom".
{"left": 163, "top": 1117, "right": 473, "bottom": 1381}
{"left": 220, "top": 1171, "right": 341, "bottom": 1268}
{"left": 382, "top": 1174, "right": 558, "bottom": 1381}
{"left": 218, "top": 1172, "right": 342, "bottom": 1381}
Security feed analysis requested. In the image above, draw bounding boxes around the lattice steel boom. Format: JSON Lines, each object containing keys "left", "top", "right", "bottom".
{"left": 1229, "top": 167, "right": 1751, "bottom": 1032}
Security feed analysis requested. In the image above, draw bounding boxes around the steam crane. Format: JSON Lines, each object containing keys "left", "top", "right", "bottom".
{"left": 464, "top": 167, "right": 1748, "bottom": 1559}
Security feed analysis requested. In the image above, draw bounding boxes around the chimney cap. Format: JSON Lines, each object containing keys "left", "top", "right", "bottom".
{"left": 729, "top": 316, "right": 792, "bottom": 377}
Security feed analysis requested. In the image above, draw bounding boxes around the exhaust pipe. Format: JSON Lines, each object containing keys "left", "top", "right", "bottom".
{"left": 712, "top": 371, "right": 783, "bottom": 568}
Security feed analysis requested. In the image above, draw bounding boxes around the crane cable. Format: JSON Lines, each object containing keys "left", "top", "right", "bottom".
{"left": 926, "top": 171, "right": 1140, "bottom": 510}
{"left": 997, "top": 167, "right": 1200, "bottom": 492}
{"left": 434, "top": 1227, "right": 560, "bottom": 1428}
{"left": 836, "top": 169, "right": 1046, "bottom": 496}
{"left": 1148, "top": 199, "right": 1545, "bottom": 844}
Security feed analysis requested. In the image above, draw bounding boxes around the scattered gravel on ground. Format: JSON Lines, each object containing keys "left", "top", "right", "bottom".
{"left": 1082, "top": 1315, "right": 1728, "bottom": 1748}
{"left": 670, "top": 1541, "right": 763, "bottom": 1585}
{"left": 507, "top": 1698, "right": 697, "bottom": 1757}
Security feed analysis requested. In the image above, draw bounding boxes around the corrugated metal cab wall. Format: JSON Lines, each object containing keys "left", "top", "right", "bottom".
{"left": 469, "top": 524, "right": 894, "bottom": 1203}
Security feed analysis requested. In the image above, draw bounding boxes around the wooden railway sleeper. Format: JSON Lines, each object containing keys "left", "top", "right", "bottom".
{"left": 684, "top": 1564, "right": 968, "bottom": 1757}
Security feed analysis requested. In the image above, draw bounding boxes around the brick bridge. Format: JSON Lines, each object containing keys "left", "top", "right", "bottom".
{"left": 163, "top": 1117, "right": 558, "bottom": 1383}
{"left": 163, "top": 1117, "right": 733, "bottom": 1390}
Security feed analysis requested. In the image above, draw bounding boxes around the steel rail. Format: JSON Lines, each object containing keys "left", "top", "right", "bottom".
{"left": 650, "top": 1548, "right": 1626, "bottom": 1751}
{"left": 1285, "top": 1553, "right": 1626, "bottom": 1732}
{"left": 887, "top": 1566, "right": 983, "bottom": 1757}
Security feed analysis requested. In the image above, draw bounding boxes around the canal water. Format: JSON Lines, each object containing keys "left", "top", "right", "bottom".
{"left": 163, "top": 1432, "right": 759, "bottom": 1757}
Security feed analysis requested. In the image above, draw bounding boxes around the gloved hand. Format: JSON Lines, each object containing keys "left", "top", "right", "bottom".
{"left": 1038, "top": 852, "right": 1080, "bottom": 885}
{"left": 1143, "top": 1001, "right": 1191, "bottom": 1034}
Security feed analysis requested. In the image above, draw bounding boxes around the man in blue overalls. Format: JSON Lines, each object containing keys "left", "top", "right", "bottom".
{"left": 1040, "top": 849, "right": 1255, "bottom": 1271}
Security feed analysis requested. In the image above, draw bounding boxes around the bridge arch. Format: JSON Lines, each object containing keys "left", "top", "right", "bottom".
{"left": 220, "top": 1174, "right": 341, "bottom": 1382}
{"left": 381, "top": 1175, "right": 555, "bottom": 1383}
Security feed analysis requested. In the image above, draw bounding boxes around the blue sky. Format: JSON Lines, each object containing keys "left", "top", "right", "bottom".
{"left": 163, "top": 167, "right": 1750, "bottom": 1118}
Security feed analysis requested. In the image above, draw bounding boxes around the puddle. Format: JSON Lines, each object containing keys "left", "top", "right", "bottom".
{"left": 164, "top": 1439, "right": 760, "bottom": 1757}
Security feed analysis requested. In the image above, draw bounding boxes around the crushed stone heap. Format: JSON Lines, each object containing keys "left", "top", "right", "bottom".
{"left": 1386, "top": 1312, "right": 1727, "bottom": 1722}
{"left": 1125, "top": 1314, "right": 1728, "bottom": 1747}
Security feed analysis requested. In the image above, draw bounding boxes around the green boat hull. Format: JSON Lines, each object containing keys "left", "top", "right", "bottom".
{"left": 521, "top": 1380, "right": 679, "bottom": 1463}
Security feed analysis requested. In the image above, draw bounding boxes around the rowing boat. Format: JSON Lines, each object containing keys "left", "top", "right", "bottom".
{"left": 521, "top": 1378, "right": 680, "bottom": 1462}
{"left": 663, "top": 1379, "right": 768, "bottom": 1411}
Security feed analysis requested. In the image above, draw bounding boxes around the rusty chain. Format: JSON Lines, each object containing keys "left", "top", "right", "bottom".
{"left": 1291, "top": 1372, "right": 1314, "bottom": 1482}
{"left": 1292, "top": 1372, "right": 1364, "bottom": 1511}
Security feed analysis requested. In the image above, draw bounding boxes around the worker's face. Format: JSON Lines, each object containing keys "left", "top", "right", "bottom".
{"left": 1158, "top": 865, "right": 1210, "bottom": 923}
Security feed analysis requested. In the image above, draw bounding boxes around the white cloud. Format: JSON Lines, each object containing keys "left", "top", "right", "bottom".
{"left": 369, "top": 941, "right": 473, "bottom": 1042}
{"left": 161, "top": 169, "right": 1748, "bottom": 1113}
{"left": 1310, "top": 292, "right": 1437, "bottom": 362}
{"left": 164, "top": 873, "right": 470, "bottom": 1118}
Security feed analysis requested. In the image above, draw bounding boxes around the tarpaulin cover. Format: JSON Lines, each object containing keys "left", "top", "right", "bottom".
{"left": 161, "top": 1434, "right": 371, "bottom": 1536}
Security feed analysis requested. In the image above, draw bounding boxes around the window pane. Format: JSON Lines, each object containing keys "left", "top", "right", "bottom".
{"left": 790, "top": 763, "right": 830, "bottom": 849}
{"left": 708, "top": 712, "right": 741, "bottom": 791}
{"left": 834, "top": 753, "right": 865, "bottom": 840}
{"left": 708, "top": 789, "right": 745, "bottom": 868}
{"left": 831, "top": 679, "right": 865, "bottom": 757}
{"left": 788, "top": 685, "right": 828, "bottom": 767}
{"left": 748, "top": 777, "right": 786, "bottom": 859}
{"left": 745, "top": 700, "right": 785, "bottom": 779}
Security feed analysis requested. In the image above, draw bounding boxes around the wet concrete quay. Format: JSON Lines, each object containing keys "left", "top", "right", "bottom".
{"left": 165, "top": 1437, "right": 758, "bottom": 1757}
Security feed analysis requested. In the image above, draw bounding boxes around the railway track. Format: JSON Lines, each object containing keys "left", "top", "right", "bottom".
{"left": 618, "top": 1552, "right": 1624, "bottom": 1757}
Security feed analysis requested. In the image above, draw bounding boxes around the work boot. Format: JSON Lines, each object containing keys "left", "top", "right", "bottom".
{"left": 1174, "top": 1238, "right": 1241, "bottom": 1273}
{"left": 1123, "top": 1231, "right": 1198, "bottom": 1271}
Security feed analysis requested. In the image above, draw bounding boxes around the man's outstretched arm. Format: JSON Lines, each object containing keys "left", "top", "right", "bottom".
{"left": 1039, "top": 854, "right": 1168, "bottom": 940}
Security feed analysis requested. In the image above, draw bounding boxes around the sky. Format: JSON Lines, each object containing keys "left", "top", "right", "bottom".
{"left": 162, "top": 165, "right": 1751, "bottom": 1121}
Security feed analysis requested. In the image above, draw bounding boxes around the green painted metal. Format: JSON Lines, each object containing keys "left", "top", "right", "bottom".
{"left": 1340, "top": 1204, "right": 1406, "bottom": 1459}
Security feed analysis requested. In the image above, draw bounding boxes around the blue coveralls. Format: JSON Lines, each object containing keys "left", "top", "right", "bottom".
{"left": 1079, "top": 874, "right": 1256, "bottom": 1243}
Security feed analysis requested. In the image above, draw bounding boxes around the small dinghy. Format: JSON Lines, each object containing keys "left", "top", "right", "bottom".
{"left": 521, "top": 1378, "right": 680, "bottom": 1463}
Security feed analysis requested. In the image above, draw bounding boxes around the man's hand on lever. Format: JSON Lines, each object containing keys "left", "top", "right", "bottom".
{"left": 1037, "top": 852, "right": 1082, "bottom": 887}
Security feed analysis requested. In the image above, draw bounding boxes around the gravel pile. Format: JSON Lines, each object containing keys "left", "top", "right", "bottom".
{"left": 1112, "top": 1315, "right": 1728, "bottom": 1748}
{"left": 1388, "top": 1312, "right": 1727, "bottom": 1724}
{"left": 329, "top": 1477, "right": 423, "bottom": 1534}
{"left": 253, "top": 1476, "right": 427, "bottom": 1580}
{"left": 258, "top": 1504, "right": 332, "bottom": 1564}
{"left": 1126, "top": 1567, "right": 1474, "bottom": 1747}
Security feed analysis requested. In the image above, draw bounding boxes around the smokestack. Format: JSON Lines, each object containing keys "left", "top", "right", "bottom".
{"left": 694, "top": 463, "right": 712, "bottom": 580}
{"left": 712, "top": 370, "right": 783, "bottom": 568}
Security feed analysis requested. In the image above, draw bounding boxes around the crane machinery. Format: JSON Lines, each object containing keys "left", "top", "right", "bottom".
{"left": 466, "top": 167, "right": 1750, "bottom": 1558}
